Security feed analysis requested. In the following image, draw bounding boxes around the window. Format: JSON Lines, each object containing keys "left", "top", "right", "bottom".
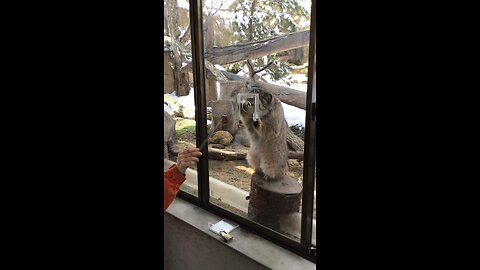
{"left": 163, "top": 0, "right": 198, "bottom": 197}
{"left": 164, "top": 0, "right": 316, "bottom": 262}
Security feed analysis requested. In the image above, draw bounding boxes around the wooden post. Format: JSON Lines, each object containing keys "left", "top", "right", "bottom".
{"left": 248, "top": 173, "right": 302, "bottom": 231}
{"left": 163, "top": 51, "right": 176, "bottom": 94}
{"left": 165, "top": 0, "right": 189, "bottom": 96}
{"left": 205, "top": 17, "right": 218, "bottom": 104}
{"left": 206, "top": 80, "right": 218, "bottom": 104}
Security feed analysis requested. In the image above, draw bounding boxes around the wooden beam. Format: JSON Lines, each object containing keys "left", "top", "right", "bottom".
{"left": 201, "top": 72, "right": 306, "bottom": 110}
{"left": 180, "top": 30, "right": 310, "bottom": 71}
{"left": 206, "top": 30, "right": 310, "bottom": 65}
{"left": 171, "top": 148, "right": 304, "bottom": 161}
{"left": 212, "top": 78, "right": 307, "bottom": 110}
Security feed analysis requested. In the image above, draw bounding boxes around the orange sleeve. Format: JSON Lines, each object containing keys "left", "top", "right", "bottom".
{"left": 164, "top": 164, "right": 186, "bottom": 212}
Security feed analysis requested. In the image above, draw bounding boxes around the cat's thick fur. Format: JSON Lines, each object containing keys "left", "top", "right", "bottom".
{"left": 239, "top": 85, "right": 289, "bottom": 180}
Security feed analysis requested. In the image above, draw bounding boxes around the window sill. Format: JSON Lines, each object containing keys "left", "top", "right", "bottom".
{"left": 165, "top": 197, "right": 315, "bottom": 270}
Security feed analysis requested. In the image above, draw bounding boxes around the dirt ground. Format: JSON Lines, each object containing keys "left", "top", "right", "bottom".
{"left": 169, "top": 117, "right": 316, "bottom": 218}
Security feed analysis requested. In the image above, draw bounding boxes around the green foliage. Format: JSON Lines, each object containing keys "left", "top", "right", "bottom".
{"left": 175, "top": 118, "right": 196, "bottom": 138}
{"left": 229, "top": 0, "right": 309, "bottom": 81}
{"left": 226, "top": 63, "right": 243, "bottom": 74}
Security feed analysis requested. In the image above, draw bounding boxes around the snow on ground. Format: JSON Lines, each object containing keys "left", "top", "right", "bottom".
{"left": 165, "top": 90, "right": 211, "bottom": 125}
{"left": 214, "top": 64, "right": 226, "bottom": 71}
{"left": 286, "top": 80, "right": 309, "bottom": 126}
{"left": 282, "top": 103, "right": 305, "bottom": 127}
{"left": 177, "top": 0, "right": 190, "bottom": 9}
{"left": 164, "top": 104, "right": 174, "bottom": 114}
{"left": 177, "top": 88, "right": 196, "bottom": 108}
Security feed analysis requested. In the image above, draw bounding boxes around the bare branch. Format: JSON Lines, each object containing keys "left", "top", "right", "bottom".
{"left": 247, "top": 60, "right": 255, "bottom": 79}
{"left": 205, "top": 0, "right": 224, "bottom": 18}
{"left": 210, "top": 0, "right": 224, "bottom": 17}
{"left": 253, "top": 60, "right": 274, "bottom": 74}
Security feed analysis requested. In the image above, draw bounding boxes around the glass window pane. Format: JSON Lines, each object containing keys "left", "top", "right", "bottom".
{"left": 204, "top": 0, "right": 312, "bottom": 242}
{"left": 312, "top": 161, "right": 316, "bottom": 246}
{"left": 164, "top": 0, "right": 198, "bottom": 197}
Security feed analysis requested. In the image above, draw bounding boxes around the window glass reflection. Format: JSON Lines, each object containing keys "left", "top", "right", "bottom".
{"left": 164, "top": 0, "right": 198, "bottom": 196}
{"left": 202, "top": 0, "right": 312, "bottom": 242}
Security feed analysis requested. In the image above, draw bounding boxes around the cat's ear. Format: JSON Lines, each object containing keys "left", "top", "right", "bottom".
{"left": 261, "top": 91, "right": 273, "bottom": 105}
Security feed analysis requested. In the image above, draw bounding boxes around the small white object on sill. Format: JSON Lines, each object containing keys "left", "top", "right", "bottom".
{"left": 208, "top": 219, "right": 239, "bottom": 242}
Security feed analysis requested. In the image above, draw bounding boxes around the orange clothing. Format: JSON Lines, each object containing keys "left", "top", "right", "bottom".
{"left": 164, "top": 164, "right": 186, "bottom": 212}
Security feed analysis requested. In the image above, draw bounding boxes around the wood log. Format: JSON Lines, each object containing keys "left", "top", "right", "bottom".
{"left": 287, "top": 151, "right": 304, "bottom": 160}
{"left": 207, "top": 148, "right": 304, "bottom": 161}
{"left": 206, "top": 79, "right": 218, "bottom": 104}
{"left": 254, "top": 80, "right": 307, "bottom": 110}
{"left": 204, "top": 60, "right": 228, "bottom": 82}
{"left": 205, "top": 17, "right": 219, "bottom": 104}
{"left": 163, "top": 52, "right": 176, "bottom": 93}
{"left": 181, "top": 30, "right": 310, "bottom": 71}
{"left": 248, "top": 173, "right": 302, "bottom": 230}
{"left": 215, "top": 69, "right": 264, "bottom": 82}
{"left": 170, "top": 147, "right": 303, "bottom": 161}
{"left": 209, "top": 76, "right": 306, "bottom": 110}
{"left": 286, "top": 127, "right": 305, "bottom": 151}
{"left": 165, "top": 0, "right": 189, "bottom": 96}
{"left": 171, "top": 147, "right": 304, "bottom": 161}
{"left": 204, "top": 14, "right": 214, "bottom": 49}
{"left": 206, "top": 148, "right": 248, "bottom": 161}
{"left": 206, "top": 30, "right": 310, "bottom": 65}
{"left": 214, "top": 79, "right": 307, "bottom": 110}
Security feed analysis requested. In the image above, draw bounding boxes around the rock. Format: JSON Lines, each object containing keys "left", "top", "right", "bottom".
{"left": 164, "top": 94, "right": 196, "bottom": 119}
{"left": 209, "top": 130, "right": 234, "bottom": 146}
{"left": 164, "top": 111, "right": 176, "bottom": 158}
{"left": 210, "top": 99, "right": 239, "bottom": 135}
{"left": 164, "top": 95, "right": 182, "bottom": 117}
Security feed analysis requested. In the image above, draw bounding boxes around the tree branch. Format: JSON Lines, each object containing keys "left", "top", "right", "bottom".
{"left": 253, "top": 60, "right": 274, "bottom": 75}
{"left": 203, "top": 73, "right": 307, "bottom": 109}
{"left": 206, "top": 30, "right": 310, "bottom": 65}
{"left": 181, "top": 30, "right": 310, "bottom": 68}
{"left": 247, "top": 60, "right": 255, "bottom": 79}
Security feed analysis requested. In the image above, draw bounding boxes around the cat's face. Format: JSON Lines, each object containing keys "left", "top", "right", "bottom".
{"left": 239, "top": 85, "right": 274, "bottom": 119}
